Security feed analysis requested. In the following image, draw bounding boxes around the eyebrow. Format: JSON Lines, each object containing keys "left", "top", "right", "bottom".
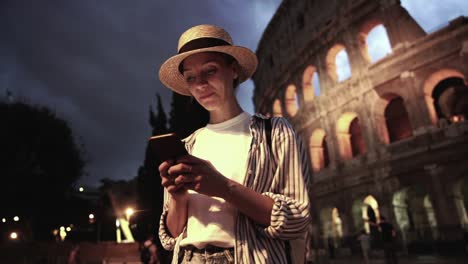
{"left": 182, "top": 59, "right": 221, "bottom": 73}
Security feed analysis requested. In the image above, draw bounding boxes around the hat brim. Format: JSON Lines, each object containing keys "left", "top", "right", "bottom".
{"left": 159, "top": 45, "right": 258, "bottom": 96}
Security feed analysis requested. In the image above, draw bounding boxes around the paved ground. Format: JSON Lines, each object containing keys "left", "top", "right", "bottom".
{"left": 326, "top": 255, "right": 468, "bottom": 264}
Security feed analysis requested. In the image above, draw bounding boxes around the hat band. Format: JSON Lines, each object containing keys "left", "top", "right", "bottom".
{"left": 178, "top": 38, "right": 231, "bottom": 54}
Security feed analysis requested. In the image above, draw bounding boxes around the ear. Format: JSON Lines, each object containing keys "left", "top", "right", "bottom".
{"left": 231, "top": 62, "right": 239, "bottom": 80}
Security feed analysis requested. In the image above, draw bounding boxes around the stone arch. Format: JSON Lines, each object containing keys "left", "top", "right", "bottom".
{"left": 326, "top": 43, "right": 352, "bottom": 83}
{"left": 358, "top": 19, "right": 392, "bottom": 63}
{"left": 373, "top": 93, "right": 413, "bottom": 144}
{"left": 272, "top": 99, "right": 283, "bottom": 117}
{"left": 302, "top": 65, "right": 321, "bottom": 102}
{"left": 422, "top": 69, "right": 466, "bottom": 126}
{"left": 285, "top": 84, "right": 299, "bottom": 117}
{"left": 352, "top": 195, "right": 381, "bottom": 235}
{"left": 336, "top": 112, "right": 367, "bottom": 160}
{"left": 393, "top": 186, "right": 438, "bottom": 243}
{"left": 319, "top": 207, "right": 343, "bottom": 246}
{"left": 310, "top": 128, "right": 330, "bottom": 172}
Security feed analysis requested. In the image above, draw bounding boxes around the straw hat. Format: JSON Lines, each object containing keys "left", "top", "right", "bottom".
{"left": 158, "top": 24, "right": 258, "bottom": 96}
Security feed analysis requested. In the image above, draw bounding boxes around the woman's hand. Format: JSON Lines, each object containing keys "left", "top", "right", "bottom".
{"left": 167, "top": 155, "right": 229, "bottom": 198}
{"left": 159, "top": 159, "right": 187, "bottom": 200}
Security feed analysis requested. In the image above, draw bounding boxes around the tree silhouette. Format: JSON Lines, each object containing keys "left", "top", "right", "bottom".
{"left": 169, "top": 92, "right": 209, "bottom": 138}
{"left": 135, "top": 92, "right": 207, "bottom": 263}
{"left": 0, "top": 101, "right": 86, "bottom": 240}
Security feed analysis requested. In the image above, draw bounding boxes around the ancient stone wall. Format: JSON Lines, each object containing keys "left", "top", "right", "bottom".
{"left": 254, "top": 0, "right": 468, "bottom": 252}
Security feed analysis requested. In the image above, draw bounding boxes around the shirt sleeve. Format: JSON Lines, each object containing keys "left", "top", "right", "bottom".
{"left": 258, "top": 117, "right": 311, "bottom": 240}
{"left": 158, "top": 190, "right": 177, "bottom": 250}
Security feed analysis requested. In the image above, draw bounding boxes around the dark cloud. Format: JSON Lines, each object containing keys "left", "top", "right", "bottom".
{"left": 2, "top": 0, "right": 464, "bottom": 186}
{"left": 0, "top": 0, "right": 281, "bottom": 186}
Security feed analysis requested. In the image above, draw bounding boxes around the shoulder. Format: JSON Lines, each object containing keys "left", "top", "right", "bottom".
{"left": 251, "top": 114, "right": 295, "bottom": 132}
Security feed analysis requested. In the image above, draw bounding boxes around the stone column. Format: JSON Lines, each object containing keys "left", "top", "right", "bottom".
{"left": 341, "top": 28, "right": 370, "bottom": 76}
{"left": 424, "top": 164, "right": 463, "bottom": 241}
{"left": 399, "top": 71, "right": 435, "bottom": 134}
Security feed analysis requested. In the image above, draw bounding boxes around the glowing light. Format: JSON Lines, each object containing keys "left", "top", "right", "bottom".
{"left": 52, "top": 229, "right": 59, "bottom": 236}
{"left": 60, "top": 226, "right": 65, "bottom": 231}
{"left": 66, "top": 227, "right": 71, "bottom": 232}
{"left": 125, "top": 208, "right": 134, "bottom": 218}
{"left": 116, "top": 219, "right": 120, "bottom": 227}
{"left": 10, "top": 232, "right": 18, "bottom": 240}
{"left": 89, "top": 214, "right": 95, "bottom": 220}
{"left": 79, "top": 187, "right": 84, "bottom": 192}
{"left": 451, "top": 115, "right": 463, "bottom": 123}
{"left": 1, "top": 218, "right": 6, "bottom": 223}
{"left": 13, "top": 216, "right": 19, "bottom": 222}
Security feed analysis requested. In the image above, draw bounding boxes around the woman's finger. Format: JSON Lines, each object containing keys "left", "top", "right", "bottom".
{"left": 161, "top": 177, "right": 174, "bottom": 188}
{"left": 168, "top": 163, "right": 194, "bottom": 175}
{"left": 158, "top": 159, "right": 175, "bottom": 175}
{"left": 174, "top": 174, "right": 195, "bottom": 185}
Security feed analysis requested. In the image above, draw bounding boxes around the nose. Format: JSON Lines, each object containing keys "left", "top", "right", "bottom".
{"left": 195, "top": 73, "right": 208, "bottom": 89}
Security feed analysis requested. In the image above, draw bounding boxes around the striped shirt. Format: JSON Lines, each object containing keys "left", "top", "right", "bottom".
{"left": 159, "top": 115, "right": 311, "bottom": 263}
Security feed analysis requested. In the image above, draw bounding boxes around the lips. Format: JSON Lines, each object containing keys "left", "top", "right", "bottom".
{"left": 199, "top": 92, "right": 215, "bottom": 100}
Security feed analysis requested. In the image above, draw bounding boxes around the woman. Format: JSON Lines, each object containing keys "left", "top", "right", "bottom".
{"left": 157, "top": 24, "right": 311, "bottom": 264}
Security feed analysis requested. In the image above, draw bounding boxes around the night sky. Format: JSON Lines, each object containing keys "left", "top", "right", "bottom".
{"left": 1, "top": 0, "right": 466, "bottom": 186}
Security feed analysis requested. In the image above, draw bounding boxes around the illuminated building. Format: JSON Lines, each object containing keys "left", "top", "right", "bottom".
{"left": 253, "top": 0, "right": 468, "bottom": 253}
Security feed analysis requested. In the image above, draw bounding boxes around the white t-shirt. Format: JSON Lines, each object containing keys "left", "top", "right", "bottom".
{"left": 179, "top": 112, "right": 252, "bottom": 249}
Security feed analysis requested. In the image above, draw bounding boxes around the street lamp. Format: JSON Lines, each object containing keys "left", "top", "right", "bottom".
{"left": 125, "top": 207, "right": 134, "bottom": 221}
{"left": 89, "top": 213, "right": 95, "bottom": 224}
{"left": 13, "top": 216, "right": 19, "bottom": 222}
{"left": 10, "top": 232, "right": 18, "bottom": 240}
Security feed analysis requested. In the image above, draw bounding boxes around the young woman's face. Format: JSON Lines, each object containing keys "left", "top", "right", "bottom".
{"left": 182, "top": 52, "right": 238, "bottom": 112}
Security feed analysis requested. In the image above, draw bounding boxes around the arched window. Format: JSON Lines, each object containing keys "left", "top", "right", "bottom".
{"left": 385, "top": 97, "right": 413, "bottom": 142}
{"left": 359, "top": 20, "right": 392, "bottom": 63}
{"left": 336, "top": 112, "right": 366, "bottom": 160}
{"left": 336, "top": 49, "right": 352, "bottom": 82}
{"left": 432, "top": 77, "right": 467, "bottom": 123}
{"left": 303, "top": 66, "right": 321, "bottom": 101}
{"left": 285, "top": 84, "right": 299, "bottom": 117}
{"left": 366, "top": 25, "right": 392, "bottom": 63}
{"left": 349, "top": 118, "right": 366, "bottom": 157}
{"left": 326, "top": 44, "right": 352, "bottom": 83}
{"left": 423, "top": 69, "right": 466, "bottom": 125}
{"left": 310, "top": 129, "right": 330, "bottom": 172}
{"left": 272, "top": 99, "right": 283, "bottom": 117}
{"left": 362, "top": 195, "right": 380, "bottom": 234}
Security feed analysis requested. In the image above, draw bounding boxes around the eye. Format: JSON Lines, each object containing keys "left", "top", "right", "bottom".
{"left": 206, "top": 67, "right": 217, "bottom": 75}
{"left": 185, "top": 75, "right": 196, "bottom": 83}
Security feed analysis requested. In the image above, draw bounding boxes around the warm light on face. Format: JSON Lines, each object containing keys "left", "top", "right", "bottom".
{"left": 13, "top": 216, "right": 19, "bottom": 222}
{"left": 10, "top": 232, "right": 18, "bottom": 240}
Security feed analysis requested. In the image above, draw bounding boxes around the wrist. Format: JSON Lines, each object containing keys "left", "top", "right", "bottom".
{"left": 221, "top": 178, "right": 237, "bottom": 202}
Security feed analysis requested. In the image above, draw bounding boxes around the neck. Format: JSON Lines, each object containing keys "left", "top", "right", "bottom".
{"left": 209, "top": 101, "right": 243, "bottom": 124}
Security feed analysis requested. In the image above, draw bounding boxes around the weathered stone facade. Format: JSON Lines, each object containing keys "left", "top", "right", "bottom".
{"left": 253, "top": 0, "right": 468, "bottom": 253}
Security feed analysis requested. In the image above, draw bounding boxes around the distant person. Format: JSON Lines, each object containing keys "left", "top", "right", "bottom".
{"left": 327, "top": 236, "right": 335, "bottom": 260}
{"left": 357, "top": 230, "right": 371, "bottom": 264}
{"left": 141, "top": 235, "right": 160, "bottom": 264}
{"left": 67, "top": 244, "right": 80, "bottom": 264}
{"left": 379, "top": 216, "right": 398, "bottom": 264}
{"left": 156, "top": 24, "right": 311, "bottom": 263}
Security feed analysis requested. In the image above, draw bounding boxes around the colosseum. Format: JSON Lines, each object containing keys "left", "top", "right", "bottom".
{"left": 253, "top": 0, "right": 468, "bottom": 255}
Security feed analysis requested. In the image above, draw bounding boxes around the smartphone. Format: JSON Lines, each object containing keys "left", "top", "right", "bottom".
{"left": 149, "top": 133, "right": 188, "bottom": 161}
